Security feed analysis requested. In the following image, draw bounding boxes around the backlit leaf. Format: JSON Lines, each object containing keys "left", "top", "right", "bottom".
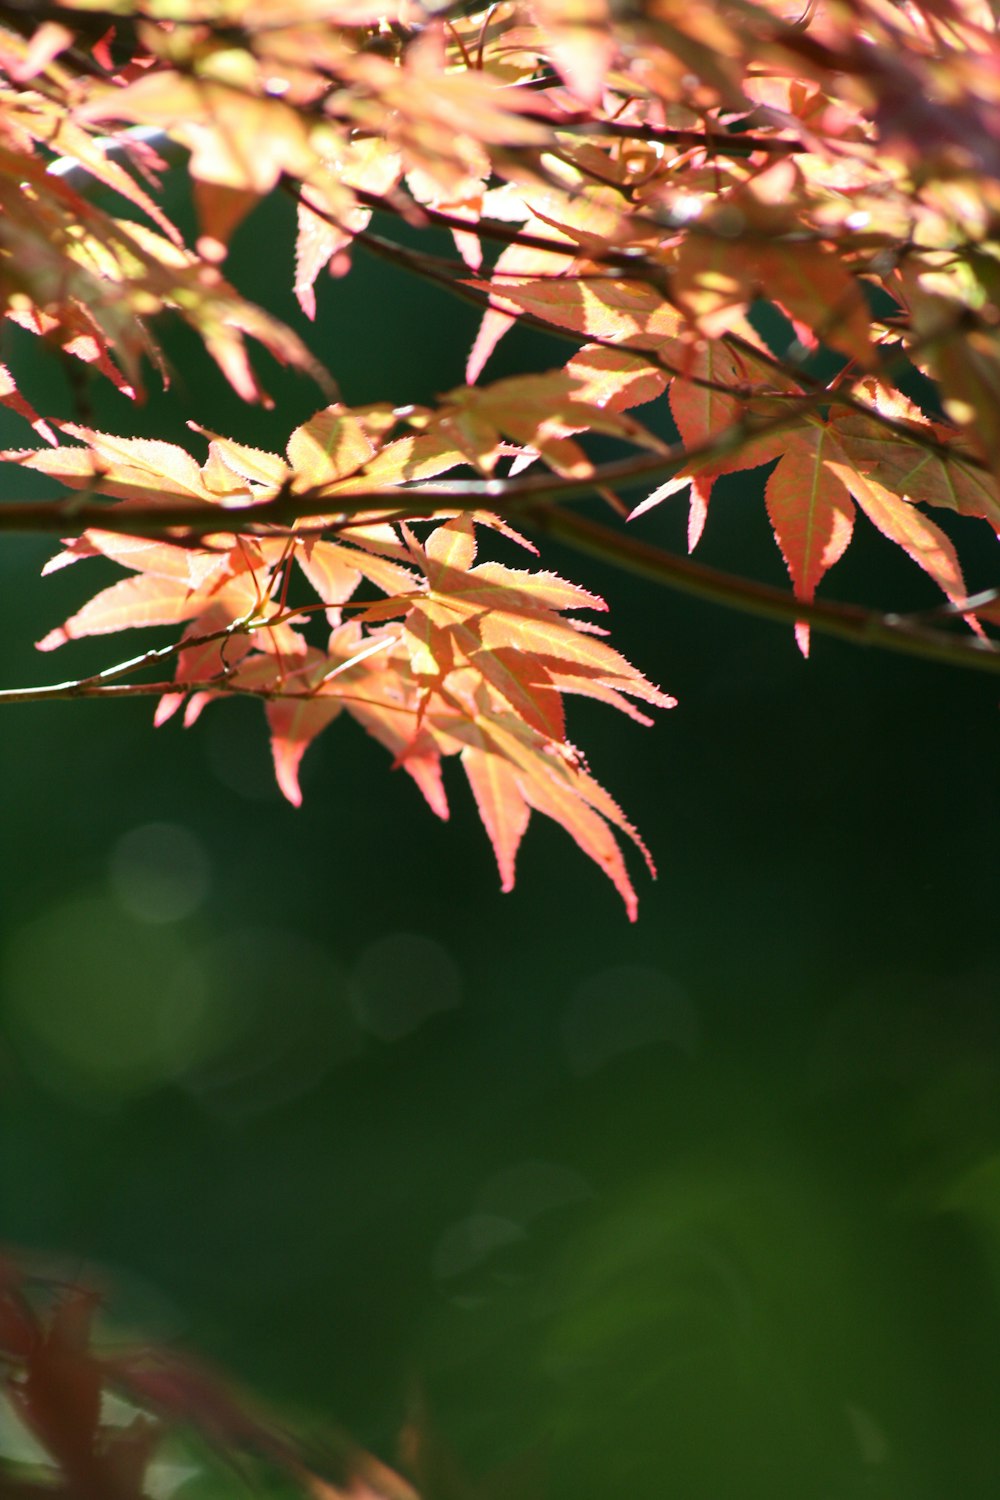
{"left": 764, "top": 425, "right": 856, "bottom": 656}
{"left": 461, "top": 745, "right": 531, "bottom": 893}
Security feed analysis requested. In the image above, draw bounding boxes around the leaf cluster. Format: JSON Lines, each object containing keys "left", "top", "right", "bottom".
{"left": 0, "top": 1257, "right": 417, "bottom": 1499}
{"left": 1, "top": 0, "right": 999, "bottom": 915}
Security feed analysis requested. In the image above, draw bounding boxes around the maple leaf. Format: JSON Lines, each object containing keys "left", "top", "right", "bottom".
{"left": 4, "top": 0, "right": 1000, "bottom": 929}
{"left": 464, "top": 186, "right": 637, "bottom": 380}
{"left": 0, "top": 362, "right": 56, "bottom": 445}
{"left": 453, "top": 712, "right": 655, "bottom": 921}
{"left": 77, "top": 74, "right": 320, "bottom": 197}
{"left": 344, "top": 27, "right": 551, "bottom": 197}
{"left": 430, "top": 371, "right": 665, "bottom": 477}
{"left": 295, "top": 135, "right": 400, "bottom": 316}
{"left": 759, "top": 419, "right": 978, "bottom": 651}
{"left": 19, "top": 403, "right": 672, "bottom": 914}
{"left": 266, "top": 659, "right": 347, "bottom": 807}
{"left": 563, "top": 344, "right": 670, "bottom": 414}
{"left": 629, "top": 391, "right": 984, "bottom": 655}
{"left": 529, "top": 0, "right": 616, "bottom": 107}
{"left": 823, "top": 458, "right": 972, "bottom": 613}
{"left": 833, "top": 389, "right": 1000, "bottom": 534}
{"left": 762, "top": 425, "right": 856, "bottom": 656}
{"left": 0, "top": 161, "right": 332, "bottom": 403}
{"left": 287, "top": 406, "right": 377, "bottom": 489}
{"left": 363, "top": 516, "right": 677, "bottom": 911}
{"left": 14, "top": 423, "right": 247, "bottom": 504}
{"left": 468, "top": 269, "right": 685, "bottom": 381}
{"left": 154, "top": 606, "right": 257, "bottom": 729}
{"left": 663, "top": 341, "right": 748, "bottom": 549}
{"left": 672, "top": 221, "right": 874, "bottom": 367}
{"left": 14, "top": 104, "right": 183, "bottom": 245}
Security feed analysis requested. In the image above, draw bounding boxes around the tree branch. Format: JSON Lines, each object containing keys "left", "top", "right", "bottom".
{"left": 0, "top": 407, "right": 806, "bottom": 536}
{"left": 528, "top": 507, "right": 1000, "bottom": 675}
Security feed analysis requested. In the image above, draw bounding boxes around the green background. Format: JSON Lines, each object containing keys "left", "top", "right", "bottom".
{"left": 1, "top": 182, "right": 999, "bottom": 1499}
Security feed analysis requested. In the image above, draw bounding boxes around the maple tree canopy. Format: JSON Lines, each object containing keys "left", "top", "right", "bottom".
{"left": 1, "top": 0, "right": 999, "bottom": 926}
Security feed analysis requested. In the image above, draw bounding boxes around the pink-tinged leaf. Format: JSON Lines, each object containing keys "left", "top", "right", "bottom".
{"left": 287, "top": 407, "right": 375, "bottom": 487}
{"left": 485, "top": 720, "right": 641, "bottom": 919}
{"left": 426, "top": 515, "right": 477, "bottom": 571}
{"left": 748, "top": 242, "right": 874, "bottom": 366}
{"left": 531, "top": 0, "right": 614, "bottom": 106}
{"left": 404, "top": 604, "right": 454, "bottom": 678}
{"left": 182, "top": 687, "right": 212, "bottom": 720}
{"left": 233, "top": 593, "right": 309, "bottom": 660}
{"left": 627, "top": 473, "right": 693, "bottom": 522}
{"left": 266, "top": 693, "right": 344, "bottom": 807}
{"left": 337, "top": 519, "right": 415, "bottom": 560}
{"left": 467, "top": 303, "right": 516, "bottom": 386}
{"left": 674, "top": 231, "right": 873, "bottom": 365}
{"left": 364, "top": 717, "right": 450, "bottom": 817}
{"left": 831, "top": 403, "right": 1000, "bottom": 532}
{"left": 8, "top": 19, "right": 72, "bottom": 79}
{"left": 544, "top": 656, "right": 677, "bottom": 716}
{"left": 400, "top": 752, "right": 450, "bottom": 821}
{"left": 452, "top": 225, "right": 483, "bottom": 273}
{"left": 11, "top": 426, "right": 216, "bottom": 503}
{"left": 41, "top": 537, "right": 100, "bottom": 575}
{"left": 561, "top": 752, "right": 657, "bottom": 878}
{"left": 477, "top": 608, "right": 637, "bottom": 675}
{"left": 295, "top": 198, "right": 351, "bottom": 320}
{"left": 468, "top": 275, "right": 683, "bottom": 351}
{"left": 294, "top": 136, "right": 399, "bottom": 314}
{"left": 296, "top": 541, "right": 363, "bottom": 620}
{"left": 466, "top": 236, "right": 574, "bottom": 383}
{"left": 461, "top": 746, "right": 531, "bottom": 892}
{"left": 193, "top": 289, "right": 335, "bottom": 408}
{"left": 83, "top": 531, "right": 233, "bottom": 589}
{"left": 564, "top": 345, "right": 669, "bottom": 413}
{"left": 667, "top": 340, "right": 745, "bottom": 442}
{"left": 472, "top": 513, "right": 538, "bottom": 555}
{"left": 687, "top": 477, "right": 712, "bottom": 551}
{"left": 470, "top": 714, "right": 654, "bottom": 917}
{"left": 467, "top": 647, "right": 566, "bottom": 742}
{"left": 306, "top": 539, "right": 419, "bottom": 599}
{"left": 453, "top": 604, "right": 672, "bottom": 716}
{"left": 37, "top": 575, "right": 199, "bottom": 650}
{"left": 188, "top": 425, "right": 290, "bottom": 490}
{"left": 334, "top": 644, "right": 450, "bottom": 818}
{"left": 465, "top": 180, "right": 633, "bottom": 378}
{"left": 155, "top": 610, "right": 254, "bottom": 725}
{"left": 426, "top": 559, "right": 608, "bottom": 616}
{"left": 21, "top": 111, "right": 183, "bottom": 245}
{"left": 665, "top": 343, "right": 745, "bottom": 547}
{"left": 413, "top": 510, "right": 535, "bottom": 559}
{"left": 4, "top": 306, "right": 138, "bottom": 401}
{"left": 81, "top": 76, "right": 316, "bottom": 194}
{"left": 193, "top": 182, "right": 261, "bottom": 262}
{"left": 0, "top": 363, "right": 56, "bottom": 445}
{"left": 154, "top": 693, "right": 185, "bottom": 728}
{"left": 548, "top": 673, "right": 661, "bottom": 724}
{"left": 765, "top": 426, "right": 855, "bottom": 656}
{"left": 435, "top": 370, "right": 658, "bottom": 477}
{"left": 354, "top": 597, "right": 412, "bottom": 625}
{"left": 325, "top": 434, "right": 464, "bottom": 500}
{"left": 825, "top": 461, "right": 970, "bottom": 605}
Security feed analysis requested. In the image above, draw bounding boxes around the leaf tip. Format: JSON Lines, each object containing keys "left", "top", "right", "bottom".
{"left": 35, "top": 626, "right": 68, "bottom": 652}
{"left": 271, "top": 747, "right": 305, "bottom": 806}
{"left": 154, "top": 693, "right": 184, "bottom": 727}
